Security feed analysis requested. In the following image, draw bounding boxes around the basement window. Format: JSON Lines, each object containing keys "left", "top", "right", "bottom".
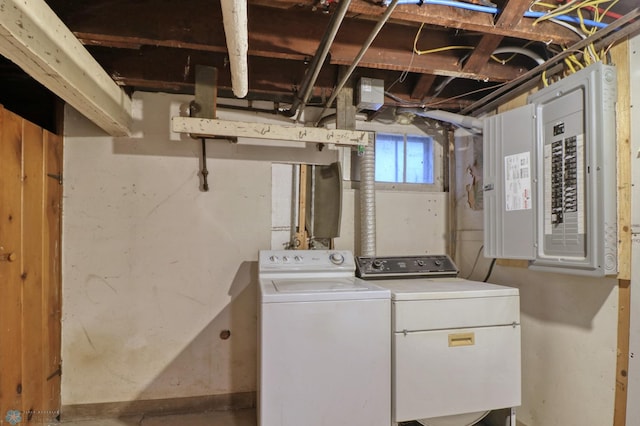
{"left": 375, "top": 133, "right": 434, "bottom": 184}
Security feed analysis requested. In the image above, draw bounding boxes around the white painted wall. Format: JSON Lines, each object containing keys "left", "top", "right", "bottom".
{"left": 62, "top": 91, "right": 448, "bottom": 405}
{"left": 454, "top": 119, "right": 619, "bottom": 425}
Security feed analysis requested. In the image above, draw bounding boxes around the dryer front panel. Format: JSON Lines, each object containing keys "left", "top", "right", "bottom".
{"left": 393, "top": 325, "right": 521, "bottom": 422}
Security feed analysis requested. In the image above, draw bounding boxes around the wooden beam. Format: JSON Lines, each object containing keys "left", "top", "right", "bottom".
{"left": 411, "top": 74, "right": 437, "bottom": 100}
{"left": 78, "top": 30, "right": 521, "bottom": 83}
{"left": 85, "top": 46, "right": 476, "bottom": 110}
{"left": 463, "top": 0, "right": 533, "bottom": 74}
{"left": 611, "top": 40, "right": 632, "bottom": 280}
{"left": 172, "top": 117, "right": 370, "bottom": 146}
{"left": 63, "top": 3, "right": 525, "bottom": 82}
{"left": 257, "top": 0, "right": 580, "bottom": 45}
{"left": 462, "top": 35, "right": 503, "bottom": 75}
{"left": 611, "top": 38, "right": 631, "bottom": 426}
{"left": 0, "top": 0, "right": 132, "bottom": 136}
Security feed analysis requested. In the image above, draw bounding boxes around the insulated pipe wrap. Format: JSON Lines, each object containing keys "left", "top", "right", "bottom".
{"left": 360, "top": 142, "right": 376, "bottom": 256}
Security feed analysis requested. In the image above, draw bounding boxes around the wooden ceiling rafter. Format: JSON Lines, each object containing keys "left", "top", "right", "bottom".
{"left": 255, "top": 0, "right": 581, "bottom": 45}
{"left": 410, "top": 74, "right": 438, "bottom": 100}
{"left": 8, "top": 0, "right": 624, "bottom": 121}
{"left": 462, "top": 0, "right": 535, "bottom": 74}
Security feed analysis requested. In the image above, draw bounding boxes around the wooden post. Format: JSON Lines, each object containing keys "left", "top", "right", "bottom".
{"left": 294, "top": 165, "right": 309, "bottom": 250}
{"left": 611, "top": 38, "right": 632, "bottom": 426}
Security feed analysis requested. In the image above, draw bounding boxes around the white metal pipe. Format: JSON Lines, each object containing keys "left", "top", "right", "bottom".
{"left": 295, "top": 0, "right": 353, "bottom": 122}
{"left": 220, "top": 0, "right": 248, "bottom": 98}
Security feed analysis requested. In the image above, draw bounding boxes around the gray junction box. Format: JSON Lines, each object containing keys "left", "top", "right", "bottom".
{"left": 483, "top": 62, "right": 617, "bottom": 276}
{"left": 356, "top": 77, "right": 385, "bottom": 111}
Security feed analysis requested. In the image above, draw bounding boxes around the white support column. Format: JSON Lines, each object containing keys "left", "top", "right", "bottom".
{"left": 0, "top": 0, "right": 132, "bottom": 136}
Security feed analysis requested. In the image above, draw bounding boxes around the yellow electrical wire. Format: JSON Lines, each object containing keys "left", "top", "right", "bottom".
{"left": 413, "top": 23, "right": 474, "bottom": 55}
{"left": 413, "top": 0, "right": 616, "bottom": 88}
{"left": 533, "top": 0, "right": 618, "bottom": 76}
{"left": 533, "top": 0, "right": 584, "bottom": 25}
{"left": 533, "top": 0, "right": 617, "bottom": 26}
{"left": 414, "top": 24, "right": 538, "bottom": 67}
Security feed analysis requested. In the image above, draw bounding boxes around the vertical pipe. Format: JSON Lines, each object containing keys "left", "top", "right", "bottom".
{"left": 220, "top": 0, "right": 248, "bottom": 98}
{"left": 360, "top": 140, "right": 376, "bottom": 256}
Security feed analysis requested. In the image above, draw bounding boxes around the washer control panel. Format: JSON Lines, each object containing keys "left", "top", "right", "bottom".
{"left": 355, "top": 255, "right": 458, "bottom": 279}
{"left": 259, "top": 250, "right": 355, "bottom": 274}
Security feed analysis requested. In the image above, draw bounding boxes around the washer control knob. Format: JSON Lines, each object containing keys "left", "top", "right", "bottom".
{"left": 434, "top": 259, "right": 442, "bottom": 267}
{"left": 416, "top": 260, "right": 425, "bottom": 267}
{"left": 372, "top": 260, "right": 384, "bottom": 269}
{"left": 282, "top": 256, "right": 290, "bottom": 263}
{"left": 329, "top": 253, "right": 345, "bottom": 265}
{"left": 294, "top": 255, "right": 303, "bottom": 262}
{"left": 269, "top": 255, "right": 279, "bottom": 263}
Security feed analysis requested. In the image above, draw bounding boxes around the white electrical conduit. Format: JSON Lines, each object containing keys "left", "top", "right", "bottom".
{"left": 397, "top": 108, "right": 484, "bottom": 132}
{"left": 492, "top": 47, "right": 545, "bottom": 65}
{"left": 314, "top": 0, "right": 401, "bottom": 126}
{"left": 220, "top": 0, "right": 248, "bottom": 98}
{"left": 423, "top": 47, "right": 544, "bottom": 108}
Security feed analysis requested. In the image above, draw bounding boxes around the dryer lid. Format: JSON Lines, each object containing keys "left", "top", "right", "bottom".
{"left": 373, "top": 278, "right": 519, "bottom": 300}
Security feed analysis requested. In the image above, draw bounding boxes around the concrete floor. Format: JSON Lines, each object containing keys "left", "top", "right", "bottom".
{"left": 59, "top": 409, "right": 256, "bottom": 426}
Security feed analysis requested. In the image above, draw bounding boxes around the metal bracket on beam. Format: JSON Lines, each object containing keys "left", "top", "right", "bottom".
{"left": 191, "top": 65, "right": 220, "bottom": 192}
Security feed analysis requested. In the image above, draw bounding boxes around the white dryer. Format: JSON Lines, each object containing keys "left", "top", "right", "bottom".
{"left": 258, "top": 250, "right": 391, "bottom": 426}
{"left": 356, "top": 255, "right": 521, "bottom": 426}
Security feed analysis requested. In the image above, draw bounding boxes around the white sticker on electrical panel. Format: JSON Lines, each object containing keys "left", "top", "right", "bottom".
{"left": 504, "top": 152, "right": 532, "bottom": 211}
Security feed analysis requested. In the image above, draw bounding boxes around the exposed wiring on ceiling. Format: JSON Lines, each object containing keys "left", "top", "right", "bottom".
{"left": 529, "top": 0, "right": 619, "bottom": 83}
{"left": 384, "top": 0, "right": 620, "bottom": 111}
{"left": 383, "top": 0, "right": 609, "bottom": 28}
{"left": 413, "top": 24, "right": 545, "bottom": 66}
{"left": 563, "top": 0, "right": 622, "bottom": 19}
{"left": 386, "top": 50, "right": 417, "bottom": 93}
{"left": 548, "top": 17, "right": 587, "bottom": 39}
{"left": 421, "top": 82, "right": 507, "bottom": 108}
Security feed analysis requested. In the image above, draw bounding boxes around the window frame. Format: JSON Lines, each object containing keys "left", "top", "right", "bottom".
{"left": 344, "top": 120, "right": 445, "bottom": 192}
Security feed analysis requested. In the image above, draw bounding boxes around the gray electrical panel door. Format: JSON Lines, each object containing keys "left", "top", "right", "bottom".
{"left": 483, "top": 61, "right": 617, "bottom": 276}
{"left": 483, "top": 104, "right": 536, "bottom": 260}
{"left": 529, "top": 62, "right": 617, "bottom": 276}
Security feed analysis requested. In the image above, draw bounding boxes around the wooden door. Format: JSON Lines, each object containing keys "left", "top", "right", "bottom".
{"left": 0, "top": 106, "right": 62, "bottom": 424}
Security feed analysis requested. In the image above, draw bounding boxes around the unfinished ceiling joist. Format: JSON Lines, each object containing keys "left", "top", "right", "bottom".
{"left": 172, "top": 117, "right": 370, "bottom": 146}
{"left": 0, "top": 0, "right": 132, "bottom": 136}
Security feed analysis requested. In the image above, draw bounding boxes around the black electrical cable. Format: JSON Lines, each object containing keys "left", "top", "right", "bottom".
{"left": 483, "top": 258, "right": 497, "bottom": 282}
{"left": 464, "top": 244, "right": 484, "bottom": 279}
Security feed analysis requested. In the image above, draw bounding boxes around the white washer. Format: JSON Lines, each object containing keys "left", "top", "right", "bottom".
{"left": 356, "top": 255, "right": 521, "bottom": 426}
{"left": 258, "top": 250, "right": 391, "bottom": 426}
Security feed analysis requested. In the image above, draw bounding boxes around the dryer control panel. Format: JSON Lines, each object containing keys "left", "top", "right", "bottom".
{"left": 355, "top": 255, "right": 458, "bottom": 279}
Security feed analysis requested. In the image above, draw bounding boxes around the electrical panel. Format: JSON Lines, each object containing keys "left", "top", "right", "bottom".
{"left": 483, "top": 62, "right": 617, "bottom": 276}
